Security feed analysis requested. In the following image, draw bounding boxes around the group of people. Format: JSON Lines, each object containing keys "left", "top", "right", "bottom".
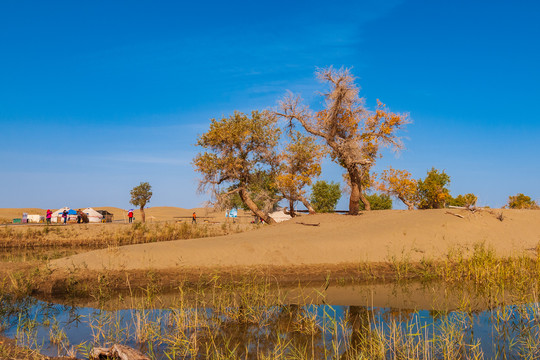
{"left": 42, "top": 209, "right": 199, "bottom": 225}
{"left": 44, "top": 209, "right": 89, "bottom": 224}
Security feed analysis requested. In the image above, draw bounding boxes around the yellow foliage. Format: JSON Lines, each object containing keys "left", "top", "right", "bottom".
{"left": 378, "top": 167, "right": 417, "bottom": 209}
{"left": 277, "top": 131, "right": 324, "bottom": 201}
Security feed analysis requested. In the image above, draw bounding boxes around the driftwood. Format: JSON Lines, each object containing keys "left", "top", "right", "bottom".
{"left": 91, "top": 344, "right": 150, "bottom": 360}
{"left": 296, "top": 222, "right": 320, "bottom": 226}
{"left": 448, "top": 205, "right": 493, "bottom": 213}
{"left": 445, "top": 211, "right": 464, "bottom": 219}
{"left": 448, "top": 205, "right": 474, "bottom": 211}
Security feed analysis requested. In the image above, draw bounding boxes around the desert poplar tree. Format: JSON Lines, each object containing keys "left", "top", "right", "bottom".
{"left": 378, "top": 167, "right": 417, "bottom": 210}
{"left": 193, "top": 111, "right": 280, "bottom": 224}
{"left": 277, "top": 130, "right": 324, "bottom": 216}
{"left": 130, "top": 182, "right": 152, "bottom": 223}
{"left": 416, "top": 168, "right": 451, "bottom": 209}
{"left": 277, "top": 67, "right": 409, "bottom": 214}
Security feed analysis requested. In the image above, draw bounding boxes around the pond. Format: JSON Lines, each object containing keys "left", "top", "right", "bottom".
{"left": 2, "top": 281, "right": 539, "bottom": 359}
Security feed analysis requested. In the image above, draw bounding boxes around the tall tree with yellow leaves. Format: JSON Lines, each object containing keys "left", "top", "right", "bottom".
{"left": 277, "top": 131, "right": 324, "bottom": 216}
{"left": 378, "top": 167, "right": 417, "bottom": 210}
{"left": 193, "top": 111, "right": 280, "bottom": 224}
{"left": 277, "top": 67, "right": 409, "bottom": 215}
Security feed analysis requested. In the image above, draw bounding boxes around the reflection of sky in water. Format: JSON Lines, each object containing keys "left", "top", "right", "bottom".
{"left": 2, "top": 297, "right": 538, "bottom": 359}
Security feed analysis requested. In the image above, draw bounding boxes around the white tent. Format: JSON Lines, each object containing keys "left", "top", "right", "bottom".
{"left": 82, "top": 208, "right": 103, "bottom": 223}
{"left": 51, "top": 207, "right": 77, "bottom": 223}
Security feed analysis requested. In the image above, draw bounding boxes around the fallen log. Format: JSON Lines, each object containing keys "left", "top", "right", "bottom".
{"left": 91, "top": 344, "right": 150, "bottom": 360}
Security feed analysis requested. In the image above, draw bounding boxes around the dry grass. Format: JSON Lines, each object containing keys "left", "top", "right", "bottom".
{"left": 0, "top": 222, "right": 259, "bottom": 249}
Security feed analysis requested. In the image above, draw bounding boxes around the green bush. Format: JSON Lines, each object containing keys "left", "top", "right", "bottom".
{"left": 310, "top": 181, "right": 341, "bottom": 213}
{"left": 360, "top": 193, "right": 392, "bottom": 210}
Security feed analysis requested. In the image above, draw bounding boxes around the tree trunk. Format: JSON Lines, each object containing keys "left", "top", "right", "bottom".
{"left": 349, "top": 167, "right": 370, "bottom": 214}
{"left": 140, "top": 206, "right": 146, "bottom": 223}
{"left": 239, "top": 188, "right": 276, "bottom": 224}
{"left": 358, "top": 191, "right": 371, "bottom": 212}
{"left": 289, "top": 199, "right": 296, "bottom": 217}
{"left": 349, "top": 182, "right": 361, "bottom": 215}
{"left": 298, "top": 195, "right": 316, "bottom": 214}
{"left": 399, "top": 196, "right": 415, "bottom": 210}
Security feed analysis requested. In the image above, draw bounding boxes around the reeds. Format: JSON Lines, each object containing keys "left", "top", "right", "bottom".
{"left": 4, "top": 272, "right": 540, "bottom": 360}
{"left": 3, "top": 241, "right": 540, "bottom": 358}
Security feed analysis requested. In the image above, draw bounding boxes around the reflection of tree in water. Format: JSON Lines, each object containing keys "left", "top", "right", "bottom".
{"left": 340, "top": 306, "right": 372, "bottom": 359}
{"left": 193, "top": 304, "right": 326, "bottom": 359}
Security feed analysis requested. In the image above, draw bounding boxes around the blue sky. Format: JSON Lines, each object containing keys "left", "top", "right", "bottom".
{"left": 1, "top": 0, "right": 538, "bottom": 210}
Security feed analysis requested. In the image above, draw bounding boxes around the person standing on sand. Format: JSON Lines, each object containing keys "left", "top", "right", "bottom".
{"left": 46, "top": 209, "right": 52, "bottom": 225}
{"left": 128, "top": 209, "right": 134, "bottom": 223}
{"left": 192, "top": 211, "right": 196, "bottom": 224}
{"left": 62, "top": 209, "right": 68, "bottom": 224}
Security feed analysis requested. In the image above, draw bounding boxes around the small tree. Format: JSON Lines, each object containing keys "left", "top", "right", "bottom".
{"left": 193, "top": 111, "right": 281, "bottom": 224}
{"left": 507, "top": 193, "right": 539, "bottom": 209}
{"left": 277, "top": 131, "right": 324, "bottom": 216}
{"left": 416, "top": 168, "right": 451, "bottom": 209}
{"left": 310, "top": 180, "right": 341, "bottom": 213}
{"left": 448, "top": 193, "right": 478, "bottom": 207}
{"left": 359, "top": 193, "right": 392, "bottom": 210}
{"left": 378, "top": 167, "right": 417, "bottom": 210}
{"left": 130, "top": 182, "right": 152, "bottom": 223}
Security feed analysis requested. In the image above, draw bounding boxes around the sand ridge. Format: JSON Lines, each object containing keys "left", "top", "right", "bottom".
{"left": 50, "top": 209, "right": 540, "bottom": 271}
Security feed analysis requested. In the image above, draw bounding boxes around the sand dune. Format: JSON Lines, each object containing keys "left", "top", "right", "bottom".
{"left": 51, "top": 209, "right": 540, "bottom": 271}
{"left": 0, "top": 208, "right": 46, "bottom": 220}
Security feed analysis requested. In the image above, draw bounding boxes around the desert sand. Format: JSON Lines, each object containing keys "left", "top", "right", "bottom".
{"left": 50, "top": 209, "right": 540, "bottom": 271}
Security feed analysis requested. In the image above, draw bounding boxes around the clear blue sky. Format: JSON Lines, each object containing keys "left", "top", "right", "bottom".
{"left": 1, "top": 0, "right": 538, "bottom": 210}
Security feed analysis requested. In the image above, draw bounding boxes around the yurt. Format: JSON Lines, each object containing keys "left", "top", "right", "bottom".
{"left": 51, "top": 207, "right": 77, "bottom": 223}
{"left": 82, "top": 208, "right": 104, "bottom": 223}
{"left": 27, "top": 214, "right": 44, "bottom": 223}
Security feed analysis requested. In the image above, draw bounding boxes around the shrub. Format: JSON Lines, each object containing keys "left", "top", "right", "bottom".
{"left": 507, "top": 193, "right": 539, "bottom": 209}
{"left": 310, "top": 181, "right": 341, "bottom": 213}
{"left": 359, "top": 193, "right": 392, "bottom": 210}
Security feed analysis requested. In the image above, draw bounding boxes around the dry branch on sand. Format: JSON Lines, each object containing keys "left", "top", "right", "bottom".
{"left": 296, "top": 222, "right": 321, "bottom": 226}
{"left": 445, "top": 211, "right": 465, "bottom": 219}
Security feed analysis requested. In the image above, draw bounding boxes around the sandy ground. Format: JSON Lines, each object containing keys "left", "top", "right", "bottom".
{"left": 50, "top": 209, "right": 540, "bottom": 271}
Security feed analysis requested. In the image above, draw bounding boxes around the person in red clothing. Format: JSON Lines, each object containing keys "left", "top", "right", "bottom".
{"left": 192, "top": 212, "right": 196, "bottom": 224}
{"left": 46, "top": 209, "right": 52, "bottom": 225}
{"left": 128, "top": 209, "right": 134, "bottom": 223}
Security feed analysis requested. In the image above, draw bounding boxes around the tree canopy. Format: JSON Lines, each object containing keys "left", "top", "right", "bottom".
{"left": 193, "top": 111, "right": 281, "bottom": 224}
{"left": 130, "top": 182, "right": 152, "bottom": 223}
{"left": 310, "top": 180, "right": 342, "bottom": 213}
{"left": 277, "top": 130, "right": 324, "bottom": 216}
{"left": 277, "top": 67, "right": 409, "bottom": 215}
{"left": 416, "top": 168, "right": 451, "bottom": 209}
{"left": 378, "top": 167, "right": 417, "bottom": 210}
